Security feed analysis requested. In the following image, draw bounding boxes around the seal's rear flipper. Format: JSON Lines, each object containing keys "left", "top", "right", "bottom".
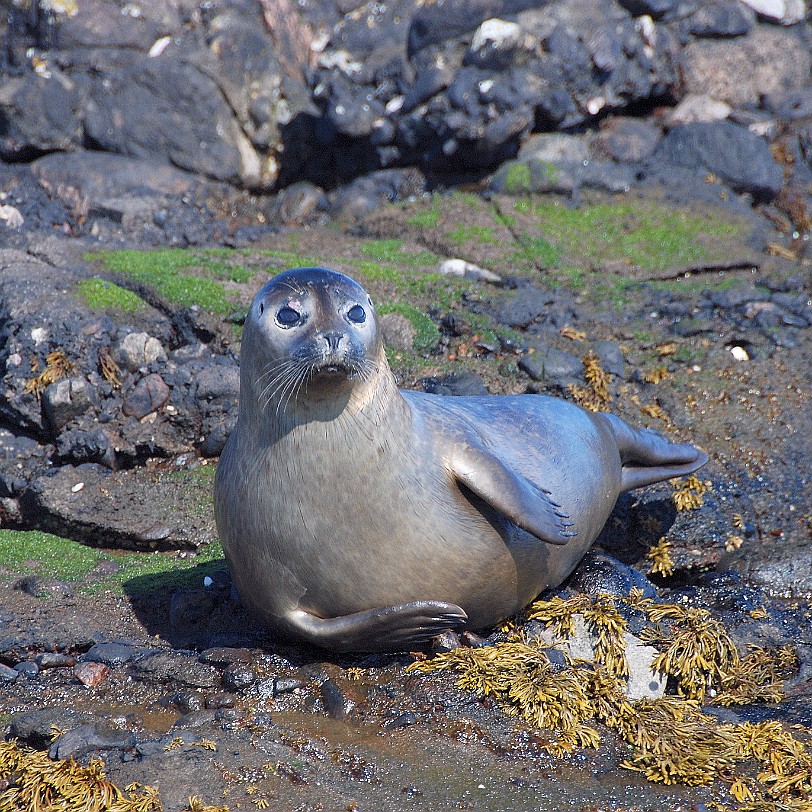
{"left": 598, "top": 413, "right": 709, "bottom": 492}
{"left": 284, "top": 601, "right": 467, "bottom": 653}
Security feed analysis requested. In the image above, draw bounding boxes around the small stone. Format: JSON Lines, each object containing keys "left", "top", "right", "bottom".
{"left": 111, "top": 332, "right": 167, "bottom": 372}
{"left": 36, "top": 652, "right": 76, "bottom": 669}
{"left": 431, "top": 630, "right": 462, "bottom": 652}
{"left": 205, "top": 692, "right": 236, "bottom": 709}
{"left": 221, "top": 663, "right": 256, "bottom": 692}
{"left": 739, "top": 0, "right": 805, "bottom": 24}
{"left": 122, "top": 373, "right": 171, "bottom": 419}
{"left": 384, "top": 712, "right": 417, "bottom": 729}
{"left": 592, "top": 340, "right": 625, "bottom": 378}
{"left": 83, "top": 642, "right": 143, "bottom": 666}
{"left": 0, "top": 662, "right": 19, "bottom": 682}
{"left": 437, "top": 258, "right": 502, "bottom": 283}
{"left": 379, "top": 313, "right": 416, "bottom": 352}
{"left": 421, "top": 371, "right": 488, "bottom": 397}
{"left": 199, "top": 647, "right": 252, "bottom": 667}
{"left": 665, "top": 95, "right": 732, "bottom": 127}
{"left": 321, "top": 679, "right": 355, "bottom": 720}
{"left": 14, "top": 661, "right": 39, "bottom": 679}
{"left": 519, "top": 346, "right": 583, "bottom": 385}
{"left": 74, "top": 661, "right": 110, "bottom": 688}
{"left": 42, "top": 377, "right": 92, "bottom": 433}
{"left": 49, "top": 723, "right": 136, "bottom": 760}
{"left": 272, "top": 676, "right": 308, "bottom": 696}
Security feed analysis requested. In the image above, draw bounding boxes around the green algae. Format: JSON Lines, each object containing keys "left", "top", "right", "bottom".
{"left": 85, "top": 248, "right": 254, "bottom": 314}
{"left": 515, "top": 198, "right": 745, "bottom": 274}
{"left": 0, "top": 528, "right": 224, "bottom": 594}
{"left": 77, "top": 278, "right": 147, "bottom": 313}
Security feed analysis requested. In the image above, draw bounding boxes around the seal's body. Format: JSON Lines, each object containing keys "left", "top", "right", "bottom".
{"left": 215, "top": 268, "right": 707, "bottom": 652}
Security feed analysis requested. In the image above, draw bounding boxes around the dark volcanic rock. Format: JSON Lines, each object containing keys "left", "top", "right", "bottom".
{"left": 85, "top": 56, "right": 254, "bottom": 186}
{"left": 20, "top": 463, "right": 217, "bottom": 551}
{"left": 654, "top": 121, "right": 784, "bottom": 201}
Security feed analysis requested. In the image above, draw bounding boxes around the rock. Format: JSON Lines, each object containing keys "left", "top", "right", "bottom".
{"left": 199, "top": 647, "right": 253, "bottom": 667}
{"left": 379, "top": 313, "right": 416, "bottom": 352}
{"left": 466, "top": 18, "right": 524, "bottom": 69}
{"left": 14, "top": 661, "right": 39, "bottom": 679}
{"left": 519, "top": 346, "right": 583, "bottom": 385}
{"left": 685, "top": 0, "right": 755, "bottom": 37}
{"left": 654, "top": 121, "right": 784, "bottom": 200}
{"left": 42, "top": 377, "right": 93, "bottom": 433}
{"left": 122, "top": 373, "right": 171, "bottom": 419}
{"left": 0, "top": 662, "right": 18, "bottom": 682}
{"left": 49, "top": 723, "right": 136, "bottom": 760}
{"left": 681, "top": 25, "right": 810, "bottom": 108}
{"left": 20, "top": 464, "right": 218, "bottom": 551}
{"left": 664, "top": 95, "right": 732, "bottom": 127}
{"left": 36, "top": 652, "right": 76, "bottom": 669}
{"left": 321, "top": 679, "right": 355, "bottom": 720}
{"left": 592, "top": 340, "right": 625, "bottom": 378}
{"left": 421, "top": 371, "right": 489, "bottom": 397}
{"left": 83, "top": 641, "right": 144, "bottom": 666}
{"left": 85, "top": 55, "right": 263, "bottom": 188}
{"left": 534, "top": 614, "right": 667, "bottom": 700}
{"left": 111, "top": 332, "right": 167, "bottom": 372}
{"left": 738, "top": 0, "right": 805, "bottom": 24}
{"left": 437, "top": 259, "right": 503, "bottom": 283}
{"left": 596, "top": 118, "right": 662, "bottom": 162}
{"left": 74, "top": 661, "right": 111, "bottom": 688}
{"left": 498, "top": 286, "right": 555, "bottom": 329}
{"left": 131, "top": 651, "right": 220, "bottom": 689}
{"left": 9, "top": 708, "right": 94, "bottom": 748}
{"left": 0, "top": 73, "right": 84, "bottom": 159}
{"left": 518, "top": 133, "right": 590, "bottom": 164}
{"left": 221, "top": 663, "right": 256, "bottom": 692}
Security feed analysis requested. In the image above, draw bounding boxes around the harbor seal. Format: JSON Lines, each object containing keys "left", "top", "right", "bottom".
{"left": 215, "top": 268, "right": 708, "bottom": 652}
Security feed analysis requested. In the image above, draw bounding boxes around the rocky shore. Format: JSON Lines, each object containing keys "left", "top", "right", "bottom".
{"left": 1, "top": 1, "right": 811, "bottom": 810}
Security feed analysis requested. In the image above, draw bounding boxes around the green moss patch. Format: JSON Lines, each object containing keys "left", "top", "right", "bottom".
{"left": 513, "top": 198, "right": 747, "bottom": 275}
{"left": 85, "top": 248, "right": 255, "bottom": 314}
{"left": 0, "top": 528, "right": 225, "bottom": 594}
{"left": 77, "top": 277, "right": 146, "bottom": 313}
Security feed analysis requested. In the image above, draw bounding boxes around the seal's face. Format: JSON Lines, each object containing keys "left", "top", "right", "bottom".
{"left": 243, "top": 268, "right": 382, "bottom": 414}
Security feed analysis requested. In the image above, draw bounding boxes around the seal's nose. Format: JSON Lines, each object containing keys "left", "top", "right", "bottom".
{"left": 322, "top": 331, "right": 344, "bottom": 353}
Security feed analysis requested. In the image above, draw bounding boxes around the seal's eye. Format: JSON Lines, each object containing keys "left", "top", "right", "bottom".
{"left": 276, "top": 306, "right": 301, "bottom": 327}
{"left": 347, "top": 304, "right": 366, "bottom": 324}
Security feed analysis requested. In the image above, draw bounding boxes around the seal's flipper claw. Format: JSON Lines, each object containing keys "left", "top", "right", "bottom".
{"left": 451, "top": 444, "right": 575, "bottom": 545}
{"left": 284, "top": 601, "right": 467, "bottom": 653}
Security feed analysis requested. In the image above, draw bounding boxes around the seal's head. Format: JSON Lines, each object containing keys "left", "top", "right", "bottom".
{"left": 241, "top": 268, "right": 385, "bottom": 421}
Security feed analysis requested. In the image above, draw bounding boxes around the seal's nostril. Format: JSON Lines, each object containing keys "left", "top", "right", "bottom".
{"left": 323, "top": 331, "right": 343, "bottom": 352}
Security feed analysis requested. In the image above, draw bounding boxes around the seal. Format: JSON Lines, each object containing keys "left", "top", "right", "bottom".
{"left": 215, "top": 268, "right": 708, "bottom": 652}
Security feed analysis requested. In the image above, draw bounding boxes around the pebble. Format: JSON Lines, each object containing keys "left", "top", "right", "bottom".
{"left": 14, "top": 661, "right": 39, "bottom": 679}
{"left": 74, "top": 661, "right": 110, "bottom": 687}
{"left": 82, "top": 641, "right": 144, "bottom": 666}
{"left": 221, "top": 663, "right": 256, "bottom": 691}
{"left": 321, "top": 679, "right": 356, "bottom": 720}
{"left": 36, "top": 652, "right": 76, "bottom": 669}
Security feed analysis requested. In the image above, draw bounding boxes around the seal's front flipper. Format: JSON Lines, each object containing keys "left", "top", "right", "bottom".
{"left": 284, "top": 601, "right": 467, "bottom": 653}
{"left": 450, "top": 445, "right": 575, "bottom": 545}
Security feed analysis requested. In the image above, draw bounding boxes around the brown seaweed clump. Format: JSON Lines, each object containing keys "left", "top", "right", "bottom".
{"left": 408, "top": 592, "right": 808, "bottom": 809}
{"left": 0, "top": 739, "right": 229, "bottom": 812}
